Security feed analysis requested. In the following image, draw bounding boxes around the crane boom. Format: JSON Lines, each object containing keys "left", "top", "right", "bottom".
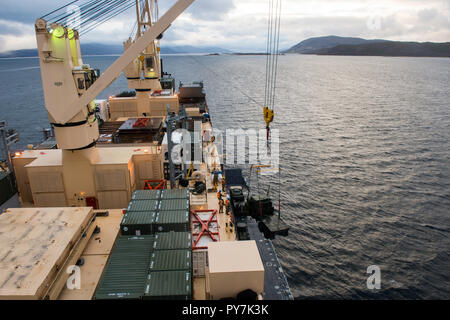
{"left": 60, "top": 0, "right": 194, "bottom": 125}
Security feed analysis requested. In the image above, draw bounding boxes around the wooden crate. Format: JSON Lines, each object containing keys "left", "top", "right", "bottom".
{"left": 0, "top": 207, "right": 95, "bottom": 300}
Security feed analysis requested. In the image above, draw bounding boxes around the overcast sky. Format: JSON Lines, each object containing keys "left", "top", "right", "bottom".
{"left": 0, "top": 0, "right": 449, "bottom": 53}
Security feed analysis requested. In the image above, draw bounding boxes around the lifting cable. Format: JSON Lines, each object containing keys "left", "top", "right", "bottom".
{"left": 46, "top": 0, "right": 103, "bottom": 25}
{"left": 82, "top": 1, "right": 135, "bottom": 35}
{"left": 40, "top": 0, "right": 80, "bottom": 19}
{"left": 80, "top": 1, "right": 136, "bottom": 35}
{"left": 262, "top": 0, "right": 282, "bottom": 218}
{"left": 41, "top": 0, "right": 137, "bottom": 36}
{"left": 129, "top": 16, "right": 138, "bottom": 39}
{"left": 77, "top": 0, "right": 134, "bottom": 31}
{"left": 263, "top": 0, "right": 282, "bottom": 141}
{"left": 55, "top": 0, "right": 120, "bottom": 25}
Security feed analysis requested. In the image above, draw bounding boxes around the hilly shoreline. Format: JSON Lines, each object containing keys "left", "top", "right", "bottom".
{"left": 0, "top": 44, "right": 231, "bottom": 58}
{"left": 2, "top": 36, "right": 449, "bottom": 58}
{"left": 285, "top": 36, "right": 450, "bottom": 58}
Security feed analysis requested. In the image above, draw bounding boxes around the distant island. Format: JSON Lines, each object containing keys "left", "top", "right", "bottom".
{"left": 284, "top": 36, "right": 450, "bottom": 57}
{"left": 0, "top": 43, "right": 231, "bottom": 58}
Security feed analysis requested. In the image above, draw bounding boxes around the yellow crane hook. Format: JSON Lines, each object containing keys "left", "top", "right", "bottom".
{"left": 263, "top": 106, "right": 274, "bottom": 140}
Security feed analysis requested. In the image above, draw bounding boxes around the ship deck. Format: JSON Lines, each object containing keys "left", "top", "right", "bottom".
{"left": 51, "top": 175, "right": 236, "bottom": 300}
{"left": 247, "top": 218, "right": 293, "bottom": 300}
{"left": 56, "top": 186, "right": 237, "bottom": 300}
{"left": 191, "top": 167, "right": 236, "bottom": 300}
{"left": 58, "top": 209, "right": 124, "bottom": 300}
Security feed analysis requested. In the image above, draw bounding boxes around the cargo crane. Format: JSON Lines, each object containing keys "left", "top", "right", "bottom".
{"left": 35, "top": 0, "right": 194, "bottom": 150}
{"left": 15, "top": 0, "right": 196, "bottom": 208}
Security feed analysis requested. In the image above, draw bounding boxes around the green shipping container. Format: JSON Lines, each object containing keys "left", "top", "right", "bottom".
{"left": 132, "top": 190, "right": 161, "bottom": 201}
{"left": 120, "top": 211, "right": 157, "bottom": 235}
{"left": 153, "top": 232, "right": 192, "bottom": 250}
{"left": 153, "top": 210, "right": 190, "bottom": 233}
{"left": 94, "top": 236, "right": 154, "bottom": 300}
{"left": 160, "top": 188, "right": 190, "bottom": 200}
{"left": 127, "top": 199, "right": 159, "bottom": 212}
{"left": 159, "top": 198, "right": 190, "bottom": 211}
{"left": 149, "top": 249, "right": 191, "bottom": 271}
{"left": 144, "top": 270, "right": 192, "bottom": 300}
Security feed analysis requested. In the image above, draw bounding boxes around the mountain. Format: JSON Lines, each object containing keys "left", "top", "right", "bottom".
{"left": 284, "top": 36, "right": 385, "bottom": 54}
{"left": 285, "top": 36, "right": 450, "bottom": 57}
{"left": 0, "top": 43, "right": 123, "bottom": 58}
{"left": 314, "top": 41, "right": 450, "bottom": 57}
{"left": 0, "top": 43, "right": 231, "bottom": 58}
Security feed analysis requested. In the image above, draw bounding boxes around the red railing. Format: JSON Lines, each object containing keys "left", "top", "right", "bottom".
{"left": 133, "top": 118, "right": 150, "bottom": 128}
{"left": 143, "top": 179, "right": 167, "bottom": 190}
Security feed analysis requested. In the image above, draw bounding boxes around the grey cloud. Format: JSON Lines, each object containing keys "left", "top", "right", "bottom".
{"left": 1, "top": 0, "right": 449, "bottom": 53}
{"left": 187, "top": 0, "right": 235, "bottom": 20}
{"left": 411, "top": 9, "right": 450, "bottom": 34}
{"left": 0, "top": 0, "right": 58, "bottom": 23}
{"left": 0, "top": 23, "right": 29, "bottom": 35}
{"left": 158, "top": 0, "right": 235, "bottom": 21}
{"left": 418, "top": 8, "right": 438, "bottom": 21}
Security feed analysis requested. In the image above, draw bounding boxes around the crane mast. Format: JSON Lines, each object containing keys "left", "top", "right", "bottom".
{"left": 124, "top": 0, "right": 162, "bottom": 92}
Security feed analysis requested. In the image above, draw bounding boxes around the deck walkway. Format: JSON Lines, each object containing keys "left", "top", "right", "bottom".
{"left": 192, "top": 169, "right": 235, "bottom": 300}
{"left": 58, "top": 209, "right": 123, "bottom": 300}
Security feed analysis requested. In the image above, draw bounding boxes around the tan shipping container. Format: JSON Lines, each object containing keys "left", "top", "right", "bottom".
{"left": 94, "top": 163, "right": 132, "bottom": 209}
{"left": 13, "top": 156, "right": 37, "bottom": 203}
{"left": 26, "top": 165, "right": 67, "bottom": 207}
{"left": 207, "top": 241, "right": 264, "bottom": 300}
{"left": 133, "top": 154, "right": 164, "bottom": 189}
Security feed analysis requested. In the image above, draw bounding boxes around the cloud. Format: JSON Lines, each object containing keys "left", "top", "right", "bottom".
{"left": 0, "top": 0, "right": 57, "bottom": 23}
{"left": 157, "top": 0, "right": 235, "bottom": 20}
{"left": 187, "top": 0, "right": 235, "bottom": 20}
{"left": 418, "top": 8, "right": 438, "bottom": 21}
{"left": 0, "top": 34, "right": 36, "bottom": 52}
{"left": 0, "top": 0, "right": 449, "bottom": 53}
{"left": 0, "top": 19, "right": 35, "bottom": 52}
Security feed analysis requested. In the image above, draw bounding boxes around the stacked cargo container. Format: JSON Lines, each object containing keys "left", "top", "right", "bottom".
{"left": 153, "top": 231, "right": 191, "bottom": 250}
{"left": 120, "top": 210, "right": 157, "bottom": 235}
{"left": 95, "top": 236, "right": 155, "bottom": 300}
{"left": 144, "top": 270, "right": 192, "bottom": 300}
{"left": 149, "top": 249, "right": 191, "bottom": 271}
{"left": 132, "top": 189, "right": 162, "bottom": 201}
{"left": 155, "top": 189, "right": 190, "bottom": 233}
{"left": 120, "top": 193, "right": 159, "bottom": 235}
{"left": 145, "top": 231, "right": 192, "bottom": 300}
{"left": 96, "top": 189, "right": 193, "bottom": 300}
{"left": 120, "top": 189, "right": 190, "bottom": 235}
